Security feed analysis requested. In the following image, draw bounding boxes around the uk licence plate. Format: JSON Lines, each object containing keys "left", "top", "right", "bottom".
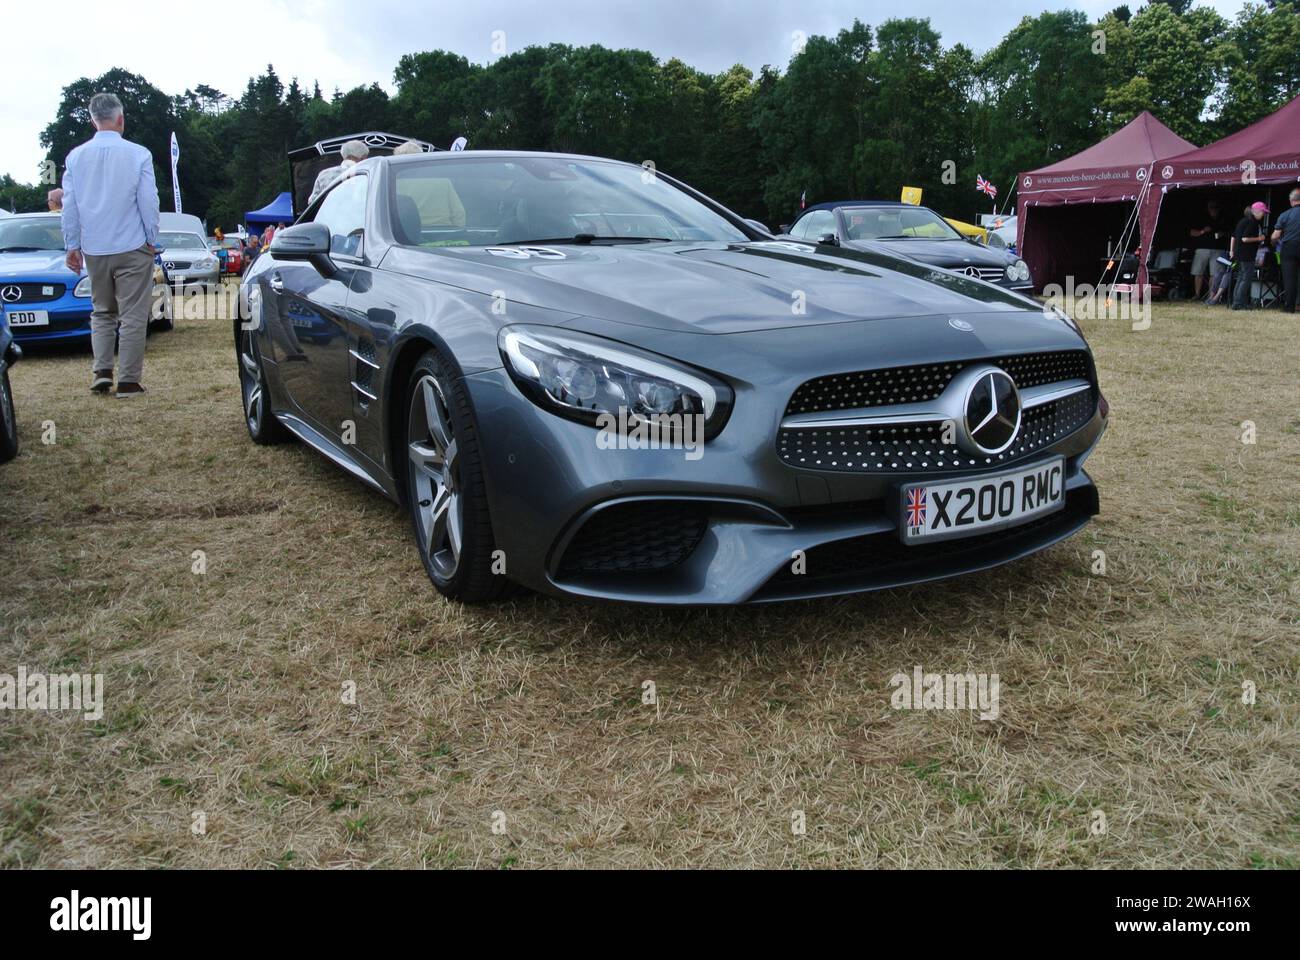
{"left": 900, "top": 457, "right": 1065, "bottom": 543}
{"left": 7, "top": 310, "right": 49, "bottom": 327}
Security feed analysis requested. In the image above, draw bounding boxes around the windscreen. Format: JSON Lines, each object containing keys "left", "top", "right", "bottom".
{"left": 843, "top": 206, "right": 964, "bottom": 241}
{"left": 389, "top": 156, "right": 748, "bottom": 247}
{"left": 0, "top": 217, "right": 63, "bottom": 252}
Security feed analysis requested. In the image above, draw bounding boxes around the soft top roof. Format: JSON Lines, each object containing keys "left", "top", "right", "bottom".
{"left": 796, "top": 200, "right": 906, "bottom": 217}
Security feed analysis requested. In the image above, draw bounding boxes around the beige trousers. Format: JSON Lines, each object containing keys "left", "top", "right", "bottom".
{"left": 85, "top": 245, "right": 154, "bottom": 384}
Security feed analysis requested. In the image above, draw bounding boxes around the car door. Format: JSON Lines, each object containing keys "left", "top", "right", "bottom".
{"left": 267, "top": 173, "right": 369, "bottom": 438}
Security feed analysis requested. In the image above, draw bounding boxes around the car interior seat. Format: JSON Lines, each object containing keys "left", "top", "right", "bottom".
{"left": 394, "top": 194, "right": 424, "bottom": 246}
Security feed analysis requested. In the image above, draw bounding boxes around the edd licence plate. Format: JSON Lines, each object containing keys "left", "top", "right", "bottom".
{"left": 900, "top": 457, "right": 1064, "bottom": 543}
{"left": 7, "top": 310, "right": 49, "bottom": 327}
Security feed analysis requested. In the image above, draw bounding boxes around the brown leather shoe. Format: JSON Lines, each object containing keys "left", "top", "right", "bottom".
{"left": 115, "top": 382, "right": 147, "bottom": 398}
{"left": 91, "top": 370, "right": 113, "bottom": 393}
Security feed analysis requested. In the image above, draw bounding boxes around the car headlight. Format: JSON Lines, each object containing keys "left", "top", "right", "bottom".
{"left": 74, "top": 276, "right": 92, "bottom": 298}
{"left": 1006, "top": 259, "right": 1029, "bottom": 282}
{"left": 197, "top": 256, "right": 217, "bottom": 270}
{"left": 499, "top": 325, "right": 733, "bottom": 440}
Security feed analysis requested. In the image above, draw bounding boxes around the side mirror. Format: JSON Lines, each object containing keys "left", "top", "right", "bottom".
{"left": 778, "top": 224, "right": 791, "bottom": 234}
{"left": 743, "top": 218, "right": 771, "bottom": 235}
{"left": 270, "top": 222, "right": 337, "bottom": 278}
{"left": 818, "top": 233, "right": 839, "bottom": 246}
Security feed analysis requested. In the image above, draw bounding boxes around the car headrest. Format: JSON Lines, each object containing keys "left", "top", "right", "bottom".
{"left": 395, "top": 194, "right": 423, "bottom": 246}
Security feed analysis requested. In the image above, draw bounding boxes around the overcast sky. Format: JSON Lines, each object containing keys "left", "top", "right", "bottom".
{"left": 1, "top": 0, "right": 1248, "bottom": 184}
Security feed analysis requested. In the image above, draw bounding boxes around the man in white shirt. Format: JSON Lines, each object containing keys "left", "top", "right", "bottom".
{"left": 308, "top": 139, "right": 368, "bottom": 206}
{"left": 61, "top": 92, "right": 160, "bottom": 397}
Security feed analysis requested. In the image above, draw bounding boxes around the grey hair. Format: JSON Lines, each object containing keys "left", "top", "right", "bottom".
{"left": 89, "top": 92, "right": 124, "bottom": 124}
{"left": 339, "top": 139, "right": 369, "bottom": 161}
{"left": 392, "top": 141, "right": 422, "bottom": 155}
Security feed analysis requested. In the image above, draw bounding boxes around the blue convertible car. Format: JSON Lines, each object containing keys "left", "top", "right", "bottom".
{"left": 0, "top": 213, "right": 96, "bottom": 345}
{"left": 0, "top": 212, "right": 172, "bottom": 345}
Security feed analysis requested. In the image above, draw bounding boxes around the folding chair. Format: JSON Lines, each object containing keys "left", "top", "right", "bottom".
{"left": 1255, "top": 252, "right": 1283, "bottom": 308}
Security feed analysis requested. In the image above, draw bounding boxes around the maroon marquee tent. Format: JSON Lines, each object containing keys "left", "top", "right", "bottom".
{"left": 1138, "top": 93, "right": 1300, "bottom": 282}
{"left": 1016, "top": 112, "right": 1195, "bottom": 291}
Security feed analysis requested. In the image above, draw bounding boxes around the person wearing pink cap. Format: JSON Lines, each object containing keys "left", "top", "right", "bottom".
{"left": 1231, "top": 201, "right": 1270, "bottom": 310}
{"left": 1270, "top": 188, "right": 1300, "bottom": 313}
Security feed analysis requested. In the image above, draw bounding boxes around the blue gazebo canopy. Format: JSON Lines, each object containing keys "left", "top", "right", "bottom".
{"left": 245, "top": 191, "right": 293, "bottom": 227}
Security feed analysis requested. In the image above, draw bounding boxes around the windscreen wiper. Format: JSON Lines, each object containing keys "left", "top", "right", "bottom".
{"left": 0, "top": 246, "right": 45, "bottom": 253}
{"left": 498, "top": 235, "right": 675, "bottom": 245}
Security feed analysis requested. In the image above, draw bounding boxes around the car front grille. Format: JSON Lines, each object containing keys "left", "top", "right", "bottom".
{"left": 785, "top": 350, "right": 1091, "bottom": 415}
{"left": 557, "top": 501, "right": 707, "bottom": 577}
{"left": 164, "top": 261, "right": 193, "bottom": 270}
{"left": 962, "top": 267, "right": 1005, "bottom": 282}
{"left": 778, "top": 350, "right": 1095, "bottom": 475}
{"left": 1, "top": 282, "right": 66, "bottom": 304}
{"left": 778, "top": 386, "right": 1094, "bottom": 474}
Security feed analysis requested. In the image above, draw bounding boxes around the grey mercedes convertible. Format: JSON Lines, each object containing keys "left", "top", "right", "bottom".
{"left": 236, "top": 149, "right": 1107, "bottom": 604}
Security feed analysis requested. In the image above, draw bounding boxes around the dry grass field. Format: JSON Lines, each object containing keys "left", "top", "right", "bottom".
{"left": 1, "top": 292, "right": 1297, "bottom": 869}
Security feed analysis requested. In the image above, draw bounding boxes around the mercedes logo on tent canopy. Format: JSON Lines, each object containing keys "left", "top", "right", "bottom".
{"left": 953, "top": 365, "right": 1021, "bottom": 455}
{"left": 1, "top": 285, "right": 22, "bottom": 303}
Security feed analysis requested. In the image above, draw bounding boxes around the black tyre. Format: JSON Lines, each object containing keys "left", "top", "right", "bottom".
{"left": 237, "top": 326, "right": 289, "bottom": 444}
{"left": 405, "top": 349, "right": 509, "bottom": 603}
{"left": 150, "top": 284, "right": 174, "bottom": 332}
{"left": 0, "top": 367, "right": 17, "bottom": 463}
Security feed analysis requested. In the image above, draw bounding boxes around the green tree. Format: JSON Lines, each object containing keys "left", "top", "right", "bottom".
{"left": 40, "top": 68, "right": 178, "bottom": 197}
{"left": 1217, "top": 2, "right": 1300, "bottom": 132}
{"left": 391, "top": 51, "right": 480, "bottom": 148}
{"left": 976, "top": 10, "right": 1105, "bottom": 184}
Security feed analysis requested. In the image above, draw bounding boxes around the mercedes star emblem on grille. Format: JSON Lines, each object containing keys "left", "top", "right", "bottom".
{"left": 0, "top": 285, "right": 22, "bottom": 303}
{"left": 164, "top": 262, "right": 175, "bottom": 270}
{"left": 962, "top": 266, "right": 982, "bottom": 279}
{"left": 962, "top": 367, "right": 1021, "bottom": 455}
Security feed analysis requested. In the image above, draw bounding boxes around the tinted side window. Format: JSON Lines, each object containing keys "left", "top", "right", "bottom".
{"left": 311, "top": 173, "right": 368, "bottom": 257}
{"left": 796, "top": 210, "right": 834, "bottom": 241}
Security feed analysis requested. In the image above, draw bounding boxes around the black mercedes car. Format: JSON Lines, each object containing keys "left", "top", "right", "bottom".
{"left": 237, "top": 150, "right": 1106, "bottom": 605}
{"left": 781, "top": 201, "right": 1034, "bottom": 292}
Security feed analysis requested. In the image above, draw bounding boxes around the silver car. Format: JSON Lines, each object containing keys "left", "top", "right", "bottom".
{"left": 156, "top": 229, "right": 220, "bottom": 288}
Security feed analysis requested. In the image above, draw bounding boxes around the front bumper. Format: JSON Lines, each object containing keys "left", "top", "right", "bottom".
{"left": 7, "top": 295, "right": 93, "bottom": 343}
{"left": 465, "top": 359, "right": 1106, "bottom": 606}
{"left": 168, "top": 266, "right": 220, "bottom": 285}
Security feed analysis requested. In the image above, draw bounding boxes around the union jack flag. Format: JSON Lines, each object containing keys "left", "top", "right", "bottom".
{"left": 906, "top": 487, "right": 927, "bottom": 529}
{"left": 976, "top": 175, "right": 998, "bottom": 199}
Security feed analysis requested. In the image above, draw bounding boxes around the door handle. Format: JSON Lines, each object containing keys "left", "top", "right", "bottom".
{"left": 269, "top": 272, "right": 284, "bottom": 294}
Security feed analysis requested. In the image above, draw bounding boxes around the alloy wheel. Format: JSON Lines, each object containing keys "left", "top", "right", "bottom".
{"left": 239, "top": 329, "right": 264, "bottom": 432}
{"left": 407, "top": 374, "right": 463, "bottom": 580}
